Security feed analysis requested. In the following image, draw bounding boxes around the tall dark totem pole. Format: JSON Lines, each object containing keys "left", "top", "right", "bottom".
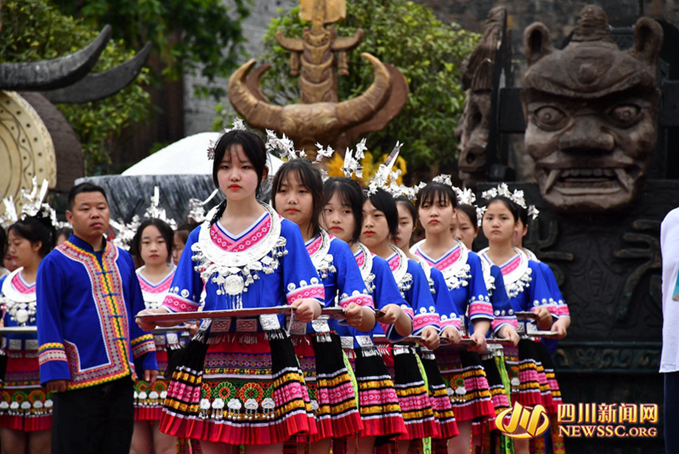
{"left": 459, "top": 5, "right": 679, "bottom": 452}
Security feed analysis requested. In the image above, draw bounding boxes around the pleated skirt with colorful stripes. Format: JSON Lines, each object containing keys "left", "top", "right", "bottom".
{"left": 341, "top": 339, "right": 406, "bottom": 439}
{"left": 435, "top": 349, "right": 495, "bottom": 422}
{"left": 292, "top": 332, "right": 363, "bottom": 441}
{"left": 135, "top": 339, "right": 182, "bottom": 421}
{"left": 419, "top": 348, "right": 459, "bottom": 440}
{"left": 159, "top": 326, "right": 316, "bottom": 445}
{"left": 0, "top": 351, "right": 51, "bottom": 432}
{"left": 384, "top": 344, "right": 438, "bottom": 441}
{"left": 504, "top": 339, "right": 556, "bottom": 409}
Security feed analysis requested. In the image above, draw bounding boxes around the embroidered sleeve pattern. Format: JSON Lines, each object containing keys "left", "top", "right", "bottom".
{"left": 468, "top": 294, "right": 494, "bottom": 322}
{"left": 440, "top": 313, "right": 462, "bottom": 331}
{"left": 413, "top": 306, "right": 441, "bottom": 334}
{"left": 131, "top": 334, "right": 156, "bottom": 359}
{"left": 162, "top": 289, "right": 201, "bottom": 313}
{"left": 550, "top": 300, "right": 570, "bottom": 317}
{"left": 491, "top": 310, "right": 518, "bottom": 331}
{"left": 286, "top": 279, "right": 325, "bottom": 305}
{"left": 338, "top": 291, "right": 374, "bottom": 310}
{"left": 38, "top": 342, "right": 67, "bottom": 365}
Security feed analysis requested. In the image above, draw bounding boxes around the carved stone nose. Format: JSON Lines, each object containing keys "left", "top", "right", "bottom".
{"left": 557, "top": 118, "right": 614, "bottom": 152}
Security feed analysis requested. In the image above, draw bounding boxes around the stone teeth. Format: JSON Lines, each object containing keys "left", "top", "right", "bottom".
{"left": 562, "top": 170, "right": 570, "bottom": 177}
{"left": 603, "top": 168, "right": 614, "bottom": 177}
{"left": 614, "top": 168, "right": 631, "bottom": 192}
{"left": 580, "top": 168, "right": 593, "bottom": 177}
{"left": 592, "top": 168, "right": 603, "bottom": 177}
{"left": 544, "top": 169, "right": 560, "bottom": 193}
{"left": 571, "top": 169, "right": 581, "bottom": 177}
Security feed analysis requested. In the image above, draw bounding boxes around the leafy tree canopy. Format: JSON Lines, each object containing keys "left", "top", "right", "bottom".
{"left": 53, "top": 0, "right": 250, "bottom": 99}
{"left": 220, "top": 0, "right": 479, "bottom": 173}
{"left": 0, "top": 0, "right": 152, "bottom": 174}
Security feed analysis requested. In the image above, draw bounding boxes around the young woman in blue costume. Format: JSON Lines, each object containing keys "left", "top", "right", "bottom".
{"left": 129, "top": 218, "right": 179, "bottom": 454}
{"left": 452, "top": 201, "right": 517, "bottom": 452}
{"left": 362, "top": 188, "right": 444, "bottom": 454}
{"left": 272, "top": 160, "right": 374, "bottom": 454}
{"left": 478, "top": 194, "right": 561, "bottom": 454}
{"left": 411, "top": 181, "right": 519, "bottom": 454}
{"left": 320, "top": 177, "right": 409, "bottom": 454}
{"left": 0, "top": 214, "right": 54, "bottom": 454}
{"left": 393, "top": 195, "right": 461, "bottom": 451}
{"left": 136, "top": 129, "right": 325, "bottom": 454}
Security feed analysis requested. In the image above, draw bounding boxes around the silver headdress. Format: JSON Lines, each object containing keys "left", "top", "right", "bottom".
{"left": 0, "top": 178, "right": 58, "bottom": 229}
{"left": 265, "top": 129, "right": 306, "bottom": 161}
{"left": 367, "top": 141, "right": 403, "bottom": 196}
{"left": 207, "top": 118, "right": 248, "bottom": 160}
{"left": 341, "top": 138, "right": 367, "bottom": 179}
{"left": 454, "top": 187, "right": 476, "bottom": 206}
{"left": 187, "top": 188, "right": 221, "bottom": 224}
{"left": 481, "top": 183, "right": 538, "bottom": 220}
{"left": 432, "top": 174, "right": 454, "bottom": 187}
{"left": 110, "top": 186, "right": 178, "bottom": 250}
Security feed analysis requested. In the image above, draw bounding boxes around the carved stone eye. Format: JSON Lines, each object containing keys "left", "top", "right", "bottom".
{"left": 608, "top": 104, "right": 641, "bottom": 126}
{"left": 534, "top": 106, "right": 567, "bottom": 129}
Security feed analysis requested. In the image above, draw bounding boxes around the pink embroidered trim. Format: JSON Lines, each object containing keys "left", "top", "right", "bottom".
{"left": 401, "top": 306, "right": 414, "bottom": 319}
{"left": 209, "top": 214, "right": 271, "bottom": 252}
{"left": 550, "top": 305, "right": 570, "bottom": 317}
{"left": 354, "top": 250, "right": 365, "bottom": 268}
{"left": 500, "top": 255, "right": 522, "bottom": 276}
{"left": 468, "top": 301, "right": 494, "bottom": 318}
{"left": 491, "top": 317, "right": 518, "bottom": 331}
{"left": 162, "top": 293, "right": 200, "bottom": 313}
{"left": 413, "top": 313, "right": 441, "bottom": 331}
{"left": 138, "top": 270, "right": 174, "bottom": 294}
{"left": 440, "top": 318, "right": 462, "bottom": 330}
{"left": 387, "top": 253, "right": 400, "bottom": 272}
{"left": 10, "top": 273, "right": 35, "bottom": 295}
{"left": 338, "top": 294, "right": 374, "bottom": 309}
{"left": 286, "top": 284, "right": 325, "bottom": 305}
{"left": 305, "top": 235, "right": 324, "bottom": 257}
{"left": 414, "top": 246, "right": 462, "bottom": 272}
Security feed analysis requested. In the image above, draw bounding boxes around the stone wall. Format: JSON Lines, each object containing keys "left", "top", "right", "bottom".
{"left": 183, "top": 0, "right": 295, "bottom": 136}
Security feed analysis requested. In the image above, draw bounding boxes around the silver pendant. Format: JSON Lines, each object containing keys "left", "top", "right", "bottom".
{"left": 15, "top": 309, "right": 29, "bottom": 325}
{"left": 224, "top": 275, "right": 245, "bottom": 296}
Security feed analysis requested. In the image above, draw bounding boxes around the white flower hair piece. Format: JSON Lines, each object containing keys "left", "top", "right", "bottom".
{"left": 481, "top": 183, "right": 527, "bottom": 209}
{"left": 314, "top": 143, "right": 335, "bottom": 163}
{"left": 265, "top": 129, "right": 305, "bottom": 161}
{"left": 528, "top": 205, "right": 540, "bottom": 220}
{"left": 432, "top": 174, "right": 453, "bottom": 187}
{"left": 341, "top": 138, "right": 369, "bottom": 179}
{"left": 367, "top": 141, "right": 404, "bottom": 197}
{"left": 476, "top": 206, "right": 487, "bottom": 227}
{"left": 454, "top": 187, "right": 476, "bottom": 206}
{"left": 208, "top": 119, "right": 248, "bottom": 160}
{"left": 388, "top": 182, "right": 426, "bottom": 201}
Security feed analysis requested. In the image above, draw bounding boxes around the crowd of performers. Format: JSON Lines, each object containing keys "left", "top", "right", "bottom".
{"left": 0, "top": 125, "right": 570, "bottom": 454}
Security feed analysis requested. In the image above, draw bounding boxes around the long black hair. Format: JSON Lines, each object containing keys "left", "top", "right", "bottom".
{"left": 130, "top": 218, "right": 175, "bottom": 264}
{"left": 271, "top": 160, "right": 324, "bottom": 239}
{"left": 8, "top": 213, "right": 55, "bottom": 258}
{"left": 210, "top": 129, "right": 268, "bottom": 225}
{"left": 366, "top": 188, "right": 399, "bottom": 238}
{"left": 323, "top": 177, "right": 364, "bottom": 243}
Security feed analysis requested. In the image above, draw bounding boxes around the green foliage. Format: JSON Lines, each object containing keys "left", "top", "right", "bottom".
{"left": 53, "top": 0, "right": 250, "bottom": 99}
{"left": 238, "top": 0, "right": 479, "bottom": 171}
{"left": 0, "top": 0, "right": 152, "bottom": 175}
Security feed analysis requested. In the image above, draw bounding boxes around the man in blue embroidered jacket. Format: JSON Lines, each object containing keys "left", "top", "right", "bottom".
{"left": 36, "top": 182, "right": 158, "bottom": 454}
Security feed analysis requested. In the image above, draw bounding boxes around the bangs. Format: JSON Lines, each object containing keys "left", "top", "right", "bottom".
{"left": 417, "top": 183, "right": 456, "bottom": 208}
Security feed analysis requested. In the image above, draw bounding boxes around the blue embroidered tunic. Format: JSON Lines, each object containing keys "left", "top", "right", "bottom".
{"left": 411, "top": 240, "right": 495, "bottom": 334}
{"left": 335, "top": 244, "right": 408, "bottom": 347}
{"left": 161, "top": 207, "right": 325, "bottom": 330}
{"left": 386, "top": 246, "right": 440, "bottom": 336}
{"left": 37, "top": 235, "right": 158, "bottom": 389}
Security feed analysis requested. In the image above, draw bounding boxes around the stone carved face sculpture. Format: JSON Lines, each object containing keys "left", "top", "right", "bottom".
{"left": 456, "top": 7, "right": 505, "bottom": 186}
{"left": 522, "top": 5, "right": 663, "bottom": 212}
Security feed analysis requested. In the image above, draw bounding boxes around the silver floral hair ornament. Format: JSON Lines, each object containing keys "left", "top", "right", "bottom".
{"left": 341, "top": 138, "right": 368, "bottom": 179}
{"left": 0, "top": 178, "right": 59, "bottom": 229}
{"left": 207, "top": 118, "right": 248, "bottom": 160}
{"left": 265, "top": 129, "right": 306, "bottom": 161}
{"left": 187, "top": 188, "right": 220, "bottom": 224}
{"left": 110, "top": 186, "right": 178, "bottom": 251}
{"left": 367, "top": 141, "right": 403, "bottom": 196}
{"left": 481, "top": 183, "right": 538, "bottom": 221}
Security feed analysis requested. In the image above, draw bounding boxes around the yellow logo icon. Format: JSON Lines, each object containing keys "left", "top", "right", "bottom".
{"left": 495, "top": 402, "right": 550, "bottom": 439}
